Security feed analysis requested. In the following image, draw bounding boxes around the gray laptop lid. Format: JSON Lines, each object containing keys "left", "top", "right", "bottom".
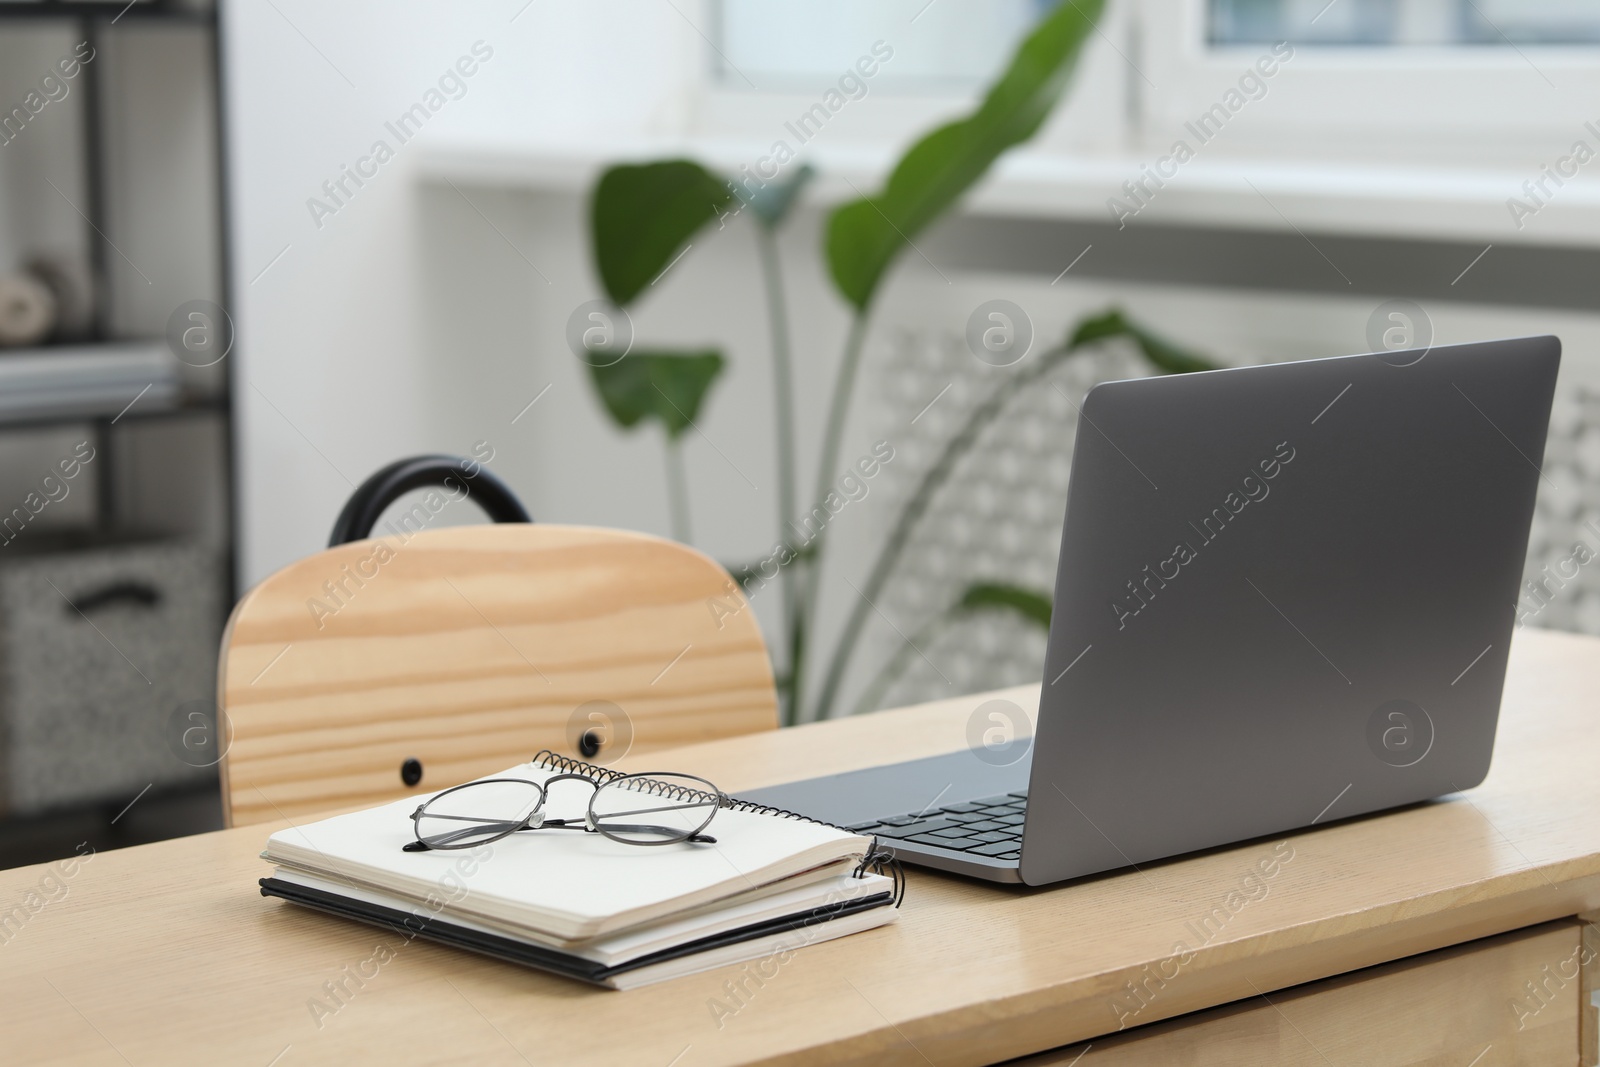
{"left": 1020, "top": 336, "right": 1560, "bottom": 886}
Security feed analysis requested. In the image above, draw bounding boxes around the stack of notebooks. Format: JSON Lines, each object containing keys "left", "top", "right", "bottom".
{"left": 259, "top": 753, "right": 902, "bottom": 989}
{"left": 0, "top": 343, "right": 181, "bottom": 423}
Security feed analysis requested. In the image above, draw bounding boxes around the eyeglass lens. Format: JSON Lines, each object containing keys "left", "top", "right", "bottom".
{"left": 414, "top": 778, "right": 544, "bottom": 849}
{"left": 589, "top": 773, "right": 721, "bottom": 845}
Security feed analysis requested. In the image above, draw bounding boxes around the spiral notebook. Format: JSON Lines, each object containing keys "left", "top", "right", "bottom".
{"left": 258, "top": 752, "right": 902, "bottom": 988}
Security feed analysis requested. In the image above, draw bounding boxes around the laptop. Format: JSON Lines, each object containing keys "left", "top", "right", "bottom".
{"left": 739, "top": 335, "right": 1561, "bottom": 885}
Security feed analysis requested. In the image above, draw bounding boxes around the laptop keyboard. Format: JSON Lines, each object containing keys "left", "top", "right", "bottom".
{"left": 846, "top": 790, "right": 1027, "bottom": 861}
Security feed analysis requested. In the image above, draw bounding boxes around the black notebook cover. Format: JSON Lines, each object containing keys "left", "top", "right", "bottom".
{"left": 260, "top": 877, "right": 893, "bottom": 986}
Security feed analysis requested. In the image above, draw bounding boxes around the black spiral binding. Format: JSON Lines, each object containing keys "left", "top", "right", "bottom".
{"left": 530, "top": 750, "right": 630, "bottom": 782}
{"left": 854, "top": 844, "right": 906, "bottom": 907}
{"left": 528, "top": 750, "right": 904, "bottom": 906}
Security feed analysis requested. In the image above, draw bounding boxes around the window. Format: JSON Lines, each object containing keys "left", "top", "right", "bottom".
{"left": 1210, "top": 0, "right": 1600, "bottom": 47}
{"left": 693, "top": 0, "right": 1129, "bottom": 158}
{"left": 1137, "top": 0, "right": 1600, "bottom": 166}
{"left": 694, "top": 0, "right": 1600, "bottom": 175}
{"left": 713, "top": 0, "right": 1053, "bottom": 91}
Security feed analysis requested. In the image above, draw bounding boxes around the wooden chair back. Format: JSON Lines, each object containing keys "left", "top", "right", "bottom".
{"left": 217, "top": 524, "right": 776, "bottom": 826}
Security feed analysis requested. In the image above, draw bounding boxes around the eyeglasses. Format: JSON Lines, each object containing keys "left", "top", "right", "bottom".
{"left": 404, "top": 770, "right": 726, "bottom": 852}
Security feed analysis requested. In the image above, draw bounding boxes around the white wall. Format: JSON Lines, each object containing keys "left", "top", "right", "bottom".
{"left": 219, "top": 0, "right": 1001, "bottom": 715}
{"left": 222, "top": 0, "right": 704, "bottom": 583}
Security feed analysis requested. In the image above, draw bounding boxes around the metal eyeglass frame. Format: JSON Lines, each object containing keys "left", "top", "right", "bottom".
{"left": 404, "top": 771, "right": 725, "bottom": 852}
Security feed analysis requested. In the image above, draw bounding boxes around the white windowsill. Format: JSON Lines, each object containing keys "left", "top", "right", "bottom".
{"left": 416, "top": 136, "right": 1600, "bottom": 249}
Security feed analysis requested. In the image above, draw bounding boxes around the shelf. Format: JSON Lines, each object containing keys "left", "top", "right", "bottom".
{"left": 0, "top": 779, "right": 221, "bottom": 871}
{"left": 0, "top": 1, "right": 214, "bottom": 23}
{"left": 0, "top": 0, "right": 235, "bottom": 865}
{"left": 418, "top": 135, "right": 1600, "bottom": 249}
{"left": 0, "top": 340, "right": 224, "bottom": 429}
{"left": 0, "top": 392, "right": 225, "bottom": 432}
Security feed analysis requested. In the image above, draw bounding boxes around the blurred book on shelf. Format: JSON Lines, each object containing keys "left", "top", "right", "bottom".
{"left": 0, "top": 342, "right": 179, "bottom": 423}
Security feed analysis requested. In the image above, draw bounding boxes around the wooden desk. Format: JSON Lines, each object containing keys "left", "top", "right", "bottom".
{"left": 5, "top": 627, "right": 1600, "bottom": 1066}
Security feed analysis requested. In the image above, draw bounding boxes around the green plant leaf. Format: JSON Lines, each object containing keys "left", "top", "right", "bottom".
{"left": 585, "top": 349, "right": 725, "bottom": 440}
{"left": 727, "top": 561, "right": 763, "bottom": 590}
{"left": 744, "top": 163, "right": 816, "bottom": 228}
{"left": 824, "top": 0, "right": 1104, "bottom": 310}
{"left": 1068, "top": 308, "right": 1217, "bottom": 374}
{"left": 592, "top": 161, "right": 733, "bottom": 307}
{"left": 954, "top": 581, "right": 1052, "bottom": 629}
{"left": 726, "top": 541, "right": 816, "bottom": 590}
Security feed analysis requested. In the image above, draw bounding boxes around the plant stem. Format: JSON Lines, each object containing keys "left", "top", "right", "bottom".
{"left": 792, "top": 311, "right": 872, "bottom": 724}
{"left": 810, "top": 313, "right": 873, "bottom": 514}
{"left": 756, "top": 225, "right": 802, "bottom": 725}
{"left": 664, "top": 436, "right": 692, "bottom": 544}
{"left": 810, "top": 342, "right": 1076, "bottom": 719}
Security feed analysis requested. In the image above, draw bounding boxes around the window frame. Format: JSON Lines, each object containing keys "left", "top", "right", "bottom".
{"left": 686, "top": 0, "right": 1136, "bottom": 158}
{"left": 1135, "top": 0, "right": 1600, "bottom": 164}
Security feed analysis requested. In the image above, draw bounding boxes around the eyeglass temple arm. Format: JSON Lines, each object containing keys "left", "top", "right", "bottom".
{"left": 405, "top": 820, "right": 718, "bottom": 851}
{"left": 403, "top": 818, "right": 526, "bottom": 851}
{"left": 545, "top": 818, "right": 719, "bottom": 844}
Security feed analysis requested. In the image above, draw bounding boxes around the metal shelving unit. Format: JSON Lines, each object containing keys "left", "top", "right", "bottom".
{"left": 0, "top": 0, "right": 234, "bottom": 866}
